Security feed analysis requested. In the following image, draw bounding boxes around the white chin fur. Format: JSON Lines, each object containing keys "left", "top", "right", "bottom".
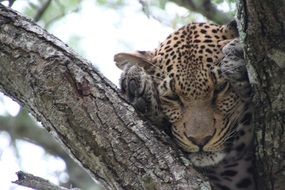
{"left": 189, "top": 152, "right": 226, "bottom": 167}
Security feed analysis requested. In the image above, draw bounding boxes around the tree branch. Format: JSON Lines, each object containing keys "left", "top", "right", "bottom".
{"left": 169, "top": 0, "right": 233, "bottom": 24}
{"left": 13, "top": 171, "right": 79, "bottom": 190}
{"left": 0, "top": 5, "right": 210, "bottom": 190}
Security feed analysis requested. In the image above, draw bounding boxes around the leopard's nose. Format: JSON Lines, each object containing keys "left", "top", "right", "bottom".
{"left": 187, "top": 135, "right": 213, "bottom": 148}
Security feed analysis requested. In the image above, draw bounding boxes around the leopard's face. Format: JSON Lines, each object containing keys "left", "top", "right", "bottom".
{"left": 149, "top": 23, "right": 251, "bottom": 166}
{"left": 158, "top": 75, "right": 245, "bottom": 166}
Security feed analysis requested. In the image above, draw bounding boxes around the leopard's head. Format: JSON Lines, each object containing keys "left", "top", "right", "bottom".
{"left": 115, "top": 23, "right": 253, "bottom": 167}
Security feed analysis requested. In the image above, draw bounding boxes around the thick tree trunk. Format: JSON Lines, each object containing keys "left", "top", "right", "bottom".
{"left": 237, "top": 0, "right": 285, "bottom": 189}
{"left": 0, "top": 5, "right": 210, "bottom": 190}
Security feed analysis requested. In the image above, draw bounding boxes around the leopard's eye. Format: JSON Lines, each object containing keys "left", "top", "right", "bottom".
{"left": 212, "top": 82, "right": 228, "bottom": 105}
{"left": 215, "top": 82, "right": 228, "bottom": 93}
{"left": 164, "top": 94, "right": 180, "bottom": 101}
{"left": 162, "top": 94, "right": 181, "bottom": 102}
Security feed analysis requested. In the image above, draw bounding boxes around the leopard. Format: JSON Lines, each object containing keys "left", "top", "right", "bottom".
{"left": 114, "top": 21, "right": 255, "bottom": 190}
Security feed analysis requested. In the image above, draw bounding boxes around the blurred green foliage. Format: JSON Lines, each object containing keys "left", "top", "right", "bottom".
{"left": 12, "top": 0, "right": 236, "bottom": 30}
{"left": 22, "top": 0, "right": 81, "bottom": 29}
{"left": 97, "top": 0, "right": 125, "bottom": 8}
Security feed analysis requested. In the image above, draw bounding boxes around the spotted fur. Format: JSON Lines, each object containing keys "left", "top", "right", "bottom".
{"left": 114, "top": 21, "right": 255, "bottom": 190}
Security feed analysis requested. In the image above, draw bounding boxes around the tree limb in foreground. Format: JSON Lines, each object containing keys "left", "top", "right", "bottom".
{"left": 0, "top": 5, "right": 210, "bottom": 190}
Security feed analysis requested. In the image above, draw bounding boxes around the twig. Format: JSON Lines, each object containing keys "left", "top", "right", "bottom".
{"left": 0, "top": 0, "right": 16, "bottom": 7}
{"left": 13, "top": 171, "right": 81, "bottom": 190}
{"left": 44, "top": 0, "right": 80, "bottom": 29}
{"left": 34, "top": 0, "right": 52, "bottom": 22}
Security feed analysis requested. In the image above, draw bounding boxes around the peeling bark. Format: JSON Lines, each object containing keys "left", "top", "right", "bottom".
{"left": 0, "top": 5, "right": 210, "bottom": 190}
{"left": 237, "top": 0, "right": 285, "bottom": 189}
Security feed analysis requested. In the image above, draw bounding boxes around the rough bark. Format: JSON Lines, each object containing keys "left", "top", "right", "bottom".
{"left": 237, "top": 0, "right": 285, "bottom": 189}
{"left": 0, "top": 5, "right": 210, "bottom": 190}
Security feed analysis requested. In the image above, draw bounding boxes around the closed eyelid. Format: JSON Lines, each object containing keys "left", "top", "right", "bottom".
{"left": 164, "top": 94, "right": 180, "bottom": 101}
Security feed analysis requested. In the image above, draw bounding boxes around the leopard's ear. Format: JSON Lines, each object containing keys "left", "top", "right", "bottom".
{"left": 114, "top": 51, "right": 154, "bottom": 72}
